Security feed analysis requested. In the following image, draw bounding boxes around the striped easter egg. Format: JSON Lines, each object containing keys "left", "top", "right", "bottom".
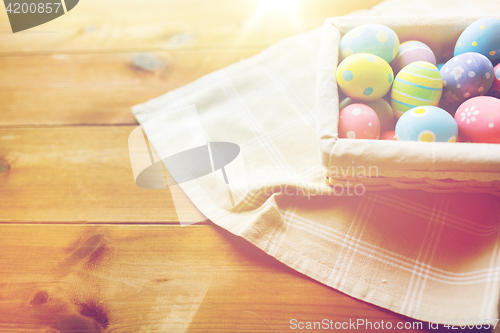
{"left": 392, "top": 40, "right": 436, "bottom": 75}
{"left": 391, "top": 61, "right": 443, "bottom": 117}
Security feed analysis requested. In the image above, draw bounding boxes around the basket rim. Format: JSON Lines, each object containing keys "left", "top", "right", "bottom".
{"left": 314, "top": 15, "right": 500, "bottom": 182}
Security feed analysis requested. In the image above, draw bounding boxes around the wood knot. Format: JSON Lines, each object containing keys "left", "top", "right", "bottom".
{"left": 65, "top": 234, "right": 105, "bottom": 266}
{"left": 131, "top": 53, "right": 167, "bottom": 72}
{"left": 154, "top": 278, "right": 170, "bottom": 283}
{"left": 30, "top": 291, "right": 49, "bottom": 306}
{"left": 0, "top": 157, "right": 10, "bottom": 174}
{"left": 79, "top": 302, "right": 109, "bottom": 330}
{"left": 58, "top": 315, "right": 100, "bottom": 333}
{"left": 165, "top": 33, "right": 197, "bottom": 49}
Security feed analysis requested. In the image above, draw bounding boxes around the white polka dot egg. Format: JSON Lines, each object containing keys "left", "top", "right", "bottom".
{"left": 339, "top": 103, "right": 380, "bottom": 140}
{"left": 488, "top": 62, "right": 500, "bottom": 98}
{"left": 339, "top": 97, "right": 394, "bottom": 132}
{"left": 440, "top": 52, "right": 494, "bottom": 109}
{"left": 395, "top": 106, "right": 458, "bottom": 142}
{"left": 340, "top": 23, "right": 399, "bottom": 63}
{"left": 454, "top": 96, "right": 500, "bottom": 143}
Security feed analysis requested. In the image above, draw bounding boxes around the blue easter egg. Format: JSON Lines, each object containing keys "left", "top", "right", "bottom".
{"left": 340, "top": 24, "right": 400, "bottom": 63}
{"left": 454, "top": 17, "right": 500, "bottom": 65}
{"left": 395, "top": 106, "right": 458, "bottom": 142}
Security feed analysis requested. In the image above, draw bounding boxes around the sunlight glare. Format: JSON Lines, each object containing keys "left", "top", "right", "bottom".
{"left": 255, "top": 0, "right": 300, "bottom": 17}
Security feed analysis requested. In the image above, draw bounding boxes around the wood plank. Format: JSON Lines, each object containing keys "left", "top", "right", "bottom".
{"left": 0, "top": 223, "right": 462, "bottom": 333}
{"left": 0, "top": 50, "right": 259, "bottom": 127}
{"left": 0, "top": 0, "right": 384, "bottom": 54}
{"left": 0, "top": 126, "right": 206, "bottom": 223}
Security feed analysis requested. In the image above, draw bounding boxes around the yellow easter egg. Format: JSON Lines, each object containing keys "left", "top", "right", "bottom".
{"left": 391, "top": 61, "right": 443, "bottom": 117}
{"left": 336, "top": 53, "right": 394, "bottom": 102}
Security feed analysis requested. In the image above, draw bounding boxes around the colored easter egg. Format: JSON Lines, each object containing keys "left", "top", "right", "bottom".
{"left": 392, "top": 40, "right": 437, "bottom": 75}
{"left": 336, "top": 53, "right": 394, "bottom": 102}
{"left": 436, "top": 63, "right": 445, "bottom": 71}
{"left": 488, "top": 63, "right": 500, "bottom": 98}
{"left": 454, "top": 96, "right": 500, "bottom": 143}
{"left": 440, "top": 52, "right": 494, "bottom": 111}
{"left": 380, "top": 130, "right": 396, "bottom": 140}
{"left": 454, "top": 17, "right": 500, "bottom": 65}
{"left": 395, "top": 106, "right": 457, "bottom": 142}
{"left": 339, "top": 97, "right": 394, "bottom": 132}
{"left": 340, "top": 24, "right": 400, "bottom": 63}
{"left": 391, "top": 61, "right": 443, "bottom": 117}
{"left": 339, "top": 103, "right": 380, "bottom": 139}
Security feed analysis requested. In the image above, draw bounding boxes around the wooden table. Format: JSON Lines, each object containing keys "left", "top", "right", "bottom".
{"left": 0, "top": 1, "right": 490, "bottom": 332}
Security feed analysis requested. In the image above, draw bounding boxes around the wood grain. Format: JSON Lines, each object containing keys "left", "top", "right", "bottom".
{"left": 0, "top": 0, "right": 384, "bottom": 128}
{"left": 0, "top": 50, "right": 259, "bottom": 127}
{"left": 0, "top": 223, "right": 461, "bottom": 333}
{"left": 0, "top": 0, "right": 383, "bottom": 54}
{"left": 0, "top": 126, "right": 196, "bottom": 223}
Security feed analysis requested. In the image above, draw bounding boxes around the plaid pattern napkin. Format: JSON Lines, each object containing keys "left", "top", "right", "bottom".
{"left": 132, "top": 0, "right": 500, "bottom": 324}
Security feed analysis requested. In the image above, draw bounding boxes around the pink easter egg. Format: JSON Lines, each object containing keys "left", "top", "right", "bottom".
{"left": 454, "top": 96, "right": 500, "bottom": 143}
{"left": 380, "top": 130, "right": 396, "bottom": 140}
{"left": 339, "top": 103, "right": 380, "bottom": 139}
{"left": 488, "top": 63, "right": 500, "bottom": 98}
{"left": 339, "top": 97, "right": 395, "bottom": 132}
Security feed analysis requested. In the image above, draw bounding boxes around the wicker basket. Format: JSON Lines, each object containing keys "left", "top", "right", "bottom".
{"left": 315, "top": 15, "right": 500, "bottom": 195}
